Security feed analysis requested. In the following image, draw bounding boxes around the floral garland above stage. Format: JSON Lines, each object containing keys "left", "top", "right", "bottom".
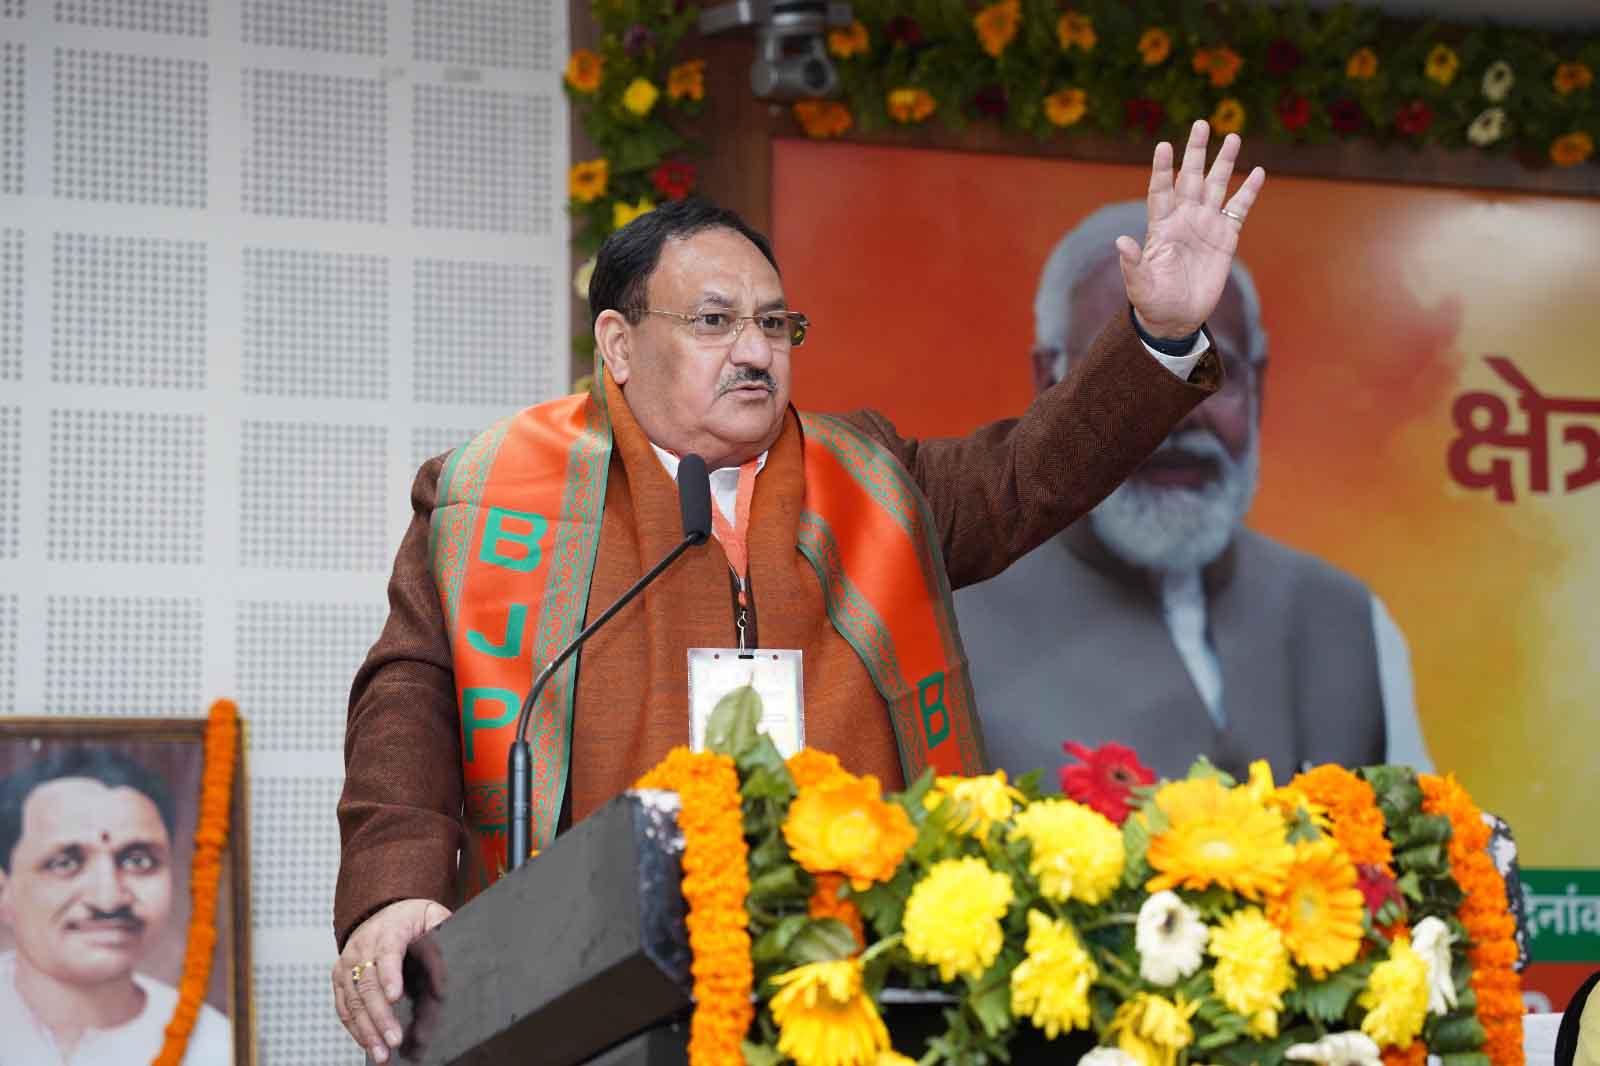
{"left": 634, "top": 695, "right": 1524, "bottom": 1066}
{"left": 564, "top": 1, "right": 1597, "bottom": 298}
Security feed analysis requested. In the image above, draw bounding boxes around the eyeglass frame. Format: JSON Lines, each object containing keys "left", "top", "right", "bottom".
{"left": 641, "top": 308, "right": 810, "bottom": 347}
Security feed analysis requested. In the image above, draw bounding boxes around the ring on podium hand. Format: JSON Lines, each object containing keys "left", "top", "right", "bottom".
{"left": 1220, "top": 207, "right": 1245, "bottom": 224}
{"left": 352, "top": 960, "right": 375, "bottom": 984}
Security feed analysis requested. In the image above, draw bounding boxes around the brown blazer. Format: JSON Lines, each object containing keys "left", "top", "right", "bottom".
{"left": 334, "top": 311, "right": 1218, "bottom": 946}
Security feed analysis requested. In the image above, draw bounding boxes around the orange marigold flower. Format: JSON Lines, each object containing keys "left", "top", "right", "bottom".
{"left": 1551, "top": 131, "right": 1594, "bottom": 166}
{"left": 886, "top": 87, "right": 936, "bottom": 123}
{"left": 1044, "top": 88, "right": 1088, "bottom": 127}
{"left": 568, "top": 158, "right": 608, "bottom": 203}
{"left": 1138, "top": 27, "right": 1172, "bottom": 67}
{"left": 974, "top": 0, "right": 1022, "bottom": 59}
{"left": 1210, "top": 97, "right": 1245, "bottom": 135}
{"left": 1382, "top": 1040, "right": 1428, "bottom": 1066}
{"left": 792, "top": 99, "right": 854, "bottom": 139}
{"left": 1554, "top": 61, "right": 1594, "bottom": 95}
{"left": 1347, "top": 46, "right": 1379, "bottom": 81}
{"left": 1193, "top": 46, "right": 1244, "bottom": 88}
{"left": 828, "top": 20, "right": 869, "bottom": 59}
{"left": 1056, "top": 11, "right": 1096, "bottom": 52}
{"left": 564, "top": 48, "right": 604, "bottom": 93}
{"left": 1424, "top": 44, "right": 1460, "bottom": 85}
{"left": 787, "top": 747, "right": 855, "bottom": 788}
{"left": 667, "top": 59, "right": 706, "bottom": 102}
{"left": 1291, "top": 764, "right": 1394, "bottom": 868}
{"left": 784, "top": 773, "right": 917, "bottom": 890}
{"left": 808, "top": 872, "right": 866, "bottom": 949}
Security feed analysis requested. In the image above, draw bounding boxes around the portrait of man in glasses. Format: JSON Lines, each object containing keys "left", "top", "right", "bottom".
{"left": 957, "top": 199, "right": 1433, "bottom": 785}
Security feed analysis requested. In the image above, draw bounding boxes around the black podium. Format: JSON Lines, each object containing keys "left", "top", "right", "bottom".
{"left": 388, "top": 791, "right": 1086, "bottom": 1065}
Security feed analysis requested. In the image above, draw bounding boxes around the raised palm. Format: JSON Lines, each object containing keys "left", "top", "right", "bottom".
{"left": 1119, "top": 120, "right": 1266, "bottom": 340}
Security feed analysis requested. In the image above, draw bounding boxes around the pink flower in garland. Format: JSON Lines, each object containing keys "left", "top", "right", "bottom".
{"left": 1059, "top": 741, "right": 1155, "bottom": 824}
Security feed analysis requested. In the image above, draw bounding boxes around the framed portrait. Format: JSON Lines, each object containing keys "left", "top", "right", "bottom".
{"left": 0, "top": 718, "right": 252, "bottom": 1066}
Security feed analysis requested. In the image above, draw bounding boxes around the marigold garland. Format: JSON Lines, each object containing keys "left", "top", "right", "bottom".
{"left": 1420, "top": 774, "right": 1525, "bottom": 1066}
{"left": 1292, "top": 765, "right": 1394, "bottom": 870}
{"left": 152, "top": 700, "right": 239, "bottom": 1066}
{"left": 636, "top": 748, "right": 753, "bottom": 1066}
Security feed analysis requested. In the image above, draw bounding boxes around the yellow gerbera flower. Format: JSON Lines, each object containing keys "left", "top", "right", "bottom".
{"left": 1008, "top": 798, "right": 1123, "bottom": 904}
{"left": 1346, "top": 46, "right": 1378, "bottom": 81}
{"left": 875, "top": 1053, "right": 917, "bottom": 1066}
{"left": 886, "top": 87, "right": 936, "bottom": 123}
{"left": 1267, "top": 838, "right": 1365, "bottom": 978}
{"left": 612, "top": 198, "right": 654, "bottom": 230}
{"left": 621, "top": 77, "right": 660, "bottom": 117}
{"left": 1209, "top": 908, "right": 1293, "bottom": 1038}
{"left": 1145, "top": 777, "right": 1293, "bottom": 901}
{"left": 902, "top": 856, "right": 1013, "bottom": 981}
{"left": 1056, "top": 12, "right": 1096, "bottom": 52}
{"left": 1358, "top": 935, "right": 1430, "bottom": 1048}
{"left": 974, "top": 0, "right": 1021, "bottom": 59}
{"left": 828, "top": 20, "right": 869, "bottom": 59}
{"left": 567, "top": 158, "right": 608, "bottom": 203}
{"left": 784, "top": 773, "right": 916, "bottom": 890}
{"left": 770, "top": 959, "right": 890, "bottom": 1066}
{"left": 1424, "top": 44, "right": 1460, "bottom": 85}
{"left": 1138, "top": 28, "right": 1171, "bottom": 67}
{"left": 564, "top": 48, "right": 604, "bottom": 93}
{"left": 1244, "top": 760, "right": 1329, "bottom": 831}
{"left": 667, "top": 59, "right": 705, "bottom": 102}
{"left": 1011, "top": 910, "right": 1097, "bottom": 1038}
{"left": 1109, "top": 994, "right": 1197, "bottom": 1066}
{"left": 1210, "top": 98, "right": 1245, "bottom": 135}
{"left": 1044, "top": 88, "right": 1088, "bottom": 127}
{"left": 926, "top": 771, "right": 1024, "bottom": 841}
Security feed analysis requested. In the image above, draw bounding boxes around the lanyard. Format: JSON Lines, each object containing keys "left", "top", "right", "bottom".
{"left": 709, "top": 459, "right": 759, "bottom": 646}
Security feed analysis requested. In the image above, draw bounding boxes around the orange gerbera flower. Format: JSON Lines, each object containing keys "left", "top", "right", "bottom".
{"left": 1554, "top": 61, "right": 1594, "bottom": 96}
{"left": 1210, "top": 98, "right": 1245, "bottom": 135}
{"left": 828, "top": 20, "right": 869, "bottom": 59}
{"left": 564, "top": 48, "right": 604, "bottom": 93}
{"left": 1551, "top": 131, "right": 1594, "bottom": 167}
{"left": 568, "top": 158, "right": 608, "bottom": 203}
{"left": 784, "top": 773, "right": 916, "bottom": 890}
{"left": 1056, "top": 12, "right": 1096, "bottom": 52}
{"left": 1267, "top": 837, "right": 1365, "bottom": 978}
{"left": 1045, "top": 88, "right": 1088, "bottom": 127}
{"left": 1346, "top": 46, "right": 1379, "bottom": 81}
{"left": 667, "top": 59, "right": 705, "bottom": 102}
{"left": 792, "top": 99, "right": 854, "bottom": 138}
{"left": 1193, "top": 46, "right": 1243, "bottom": 88}
{"left": 1138, "top": 27, "right": 1172, "bottom": 67}
{"left": 974, "top": 0, "right": 1022, "bottom": 58}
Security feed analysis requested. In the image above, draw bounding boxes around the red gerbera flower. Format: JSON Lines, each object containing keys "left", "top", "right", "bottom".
{"left": 1265, "top": 38, "right": 1303, "bottom": 77}
{"left": 1059, "top": 741, "right": 1155, "bottom": 824}
{"left": 885, "top": 15, "right": 923, "bottom": 48}
{"left": 1395, "top": 99, "right": 1434, "bottom": 136}
{"left": 973, "top": 83, "right": 1008, "bottom": 119}
{"left": 1328, "top": 98, "right": 1364, "bottom": 134}
{"left": 1124, "top": 98, "right": 1165, "bottom": 135}
{"left": 1355, "top": 863, "right": 1405, "bottom": 919}
{"left": 1276, "top": 92, "right": 1312, "bottom": 132}
{"left": 650, "top": 158, "right": 696, "bottom": 201}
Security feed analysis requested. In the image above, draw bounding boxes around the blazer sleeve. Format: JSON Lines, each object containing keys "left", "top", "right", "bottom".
{"left": 334, "top": 454, "right": 465, "bottom": 949}
{"left": 843, "top": 309, "right": 1220, "bottom": 590}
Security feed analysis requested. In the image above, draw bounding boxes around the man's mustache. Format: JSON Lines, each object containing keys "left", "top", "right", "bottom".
{"left": 67, "top": 904, "right": 146, "bottom": 934}
{"left": 716, "top": 369, "right": 776, "bottom": 397}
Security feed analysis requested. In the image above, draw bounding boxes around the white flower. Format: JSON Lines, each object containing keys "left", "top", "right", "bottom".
{"left": 1285, "top": 1031, "right": 1383, "bottom": 1066}
{"left": 573, "top": 255, "right": 597, "bottom": 300}
{"left": 1079, "top": 1049, "right": 1141, "bottom": 1066}
{"left": 1411, "top": 915, "right": 1459, "bottom": 1015}
{"left": 1135, "top": 890, "right": 1209, "bottom": 986}
{"left": 1468, "top": 107, "right": 1508, "bottom": 147}
{"left": 1482, "top": 59, "right": 1515, "bottom": 102}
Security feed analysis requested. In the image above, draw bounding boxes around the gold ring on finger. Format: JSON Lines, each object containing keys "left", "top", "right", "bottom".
{"left": 351, "top": 959, "right": 376, "bottom": 984}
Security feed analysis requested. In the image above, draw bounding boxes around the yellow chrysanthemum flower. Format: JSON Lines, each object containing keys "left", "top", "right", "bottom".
{"left": 567, "top": 158, "right": 608, "bottom": 203}
{"left": 621, "top": 77, "right": 660, "bottom": 117}
{"left": 1359, "top": 935, "right": 1430, "bottom": 1048}
{"left": 1008, "top": 798, "right": 1123, "bottom": 904}
{"left": 1346, "top": 46, "right": 1379, "bottom": 81}
{"left": 1424, "top": 44, "right": 1460, "bottom": 85}
{"left": 1145, "top": 777, "right": 1293, "bottom": 901}
{"left": 828, "top": 20, "right": 869, "bottom": 59}
{"left": 770, "top": 959, "right": 890, "bottom": 1066}
{"left": 612, "top": 198, "right": 655, "bottom": 230}
{"left": 1138, "top": 28, "right": 1171, "bottom": 67}
{"left": 1056, "top": 12, "right": 1096, "bottom": 52}
{"left": 1209, "top": 908, "right": 1293, "bottom": 1038}
{"left": 1010, "top": 910, "right": 1097, "bottom": 1038}
{"left": 974, "top": 0, "right": 1021, "bottom": 59}
{"left": 925, "top": 771, "right": 1023, "bottom": 842}
{"left": 1044, "top": 88, "right": 1088, "bottom": 127}
{"left": 784, "top": 773, "right": 916, "bottom": 890}
{"left": 903, "top": 857, "right": 1013, "bottom": 981}
{"left": 1210, "top": 98, "right": 1245, "bottom": 135}
{"left": 1267, "top": 837, "right": 1365, "bottom": 978}
{"left": 1109, "top": 994, "right": 1197, "bottom": 1066}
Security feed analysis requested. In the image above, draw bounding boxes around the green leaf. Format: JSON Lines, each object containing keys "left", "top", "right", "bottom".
{"left": 968, "top": 974, "right": 1014, "bottom": 1039}
{"left": 1438, "top": 1054, "right": 1492, "bottom": 1066}
{"left": 741, "top": 1039, "right": 784, "bottom": 1066}
{"left": 1395, "top": 869, "right": 1424, "bottom": 902}
{"left": 1428, "top": 1015, "right": 1488, "bottom": 1053}
{"left": 748, "top": 864, "right": 808, "bottom": 902}
{"left": 751, "top": 913, "right": 811, "bottom": 964}
{"left": 1287, "top": 963, "right": 1369, "bottom": 1024}
{"left": 704, "top": 685, "right": 762, "bottom": 757}
{"left": 787, "top": 918, "right": 860, "bottom": 963}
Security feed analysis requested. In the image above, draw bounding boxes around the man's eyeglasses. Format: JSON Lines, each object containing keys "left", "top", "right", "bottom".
{"left": 644, "top": 309, "right": 809, "bottom": 347}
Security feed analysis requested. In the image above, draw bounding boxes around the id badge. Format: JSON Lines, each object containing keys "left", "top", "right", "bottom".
{"left": 687, "top": 648, "right": 805, "bottom": 757}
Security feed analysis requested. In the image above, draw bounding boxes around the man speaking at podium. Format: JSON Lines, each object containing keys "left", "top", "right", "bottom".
{"left": 332, "top": 121, "right": 1264, "bottom": 1063}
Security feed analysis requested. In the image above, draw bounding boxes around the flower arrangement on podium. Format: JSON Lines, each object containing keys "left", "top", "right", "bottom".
{"left": 634, "top": 693, "right": 1522, "bottom": 1066}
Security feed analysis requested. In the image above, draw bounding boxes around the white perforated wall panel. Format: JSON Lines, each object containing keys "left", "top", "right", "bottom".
{"left": 1, "top": 2, "right": 568, "bottom": 1061}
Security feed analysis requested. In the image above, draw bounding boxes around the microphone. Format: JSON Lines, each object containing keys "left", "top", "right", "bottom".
{"left": 506, "top": 454, "right": 713, "bottom": 872}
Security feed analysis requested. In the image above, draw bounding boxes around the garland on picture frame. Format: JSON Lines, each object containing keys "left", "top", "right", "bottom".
{"left": 564, "top": 1, "right": 1597, "bottom": 333}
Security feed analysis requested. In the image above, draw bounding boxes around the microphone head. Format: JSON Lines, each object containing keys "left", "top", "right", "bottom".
{"left": 676, "top": 454, "right": 712, "bottom": 544}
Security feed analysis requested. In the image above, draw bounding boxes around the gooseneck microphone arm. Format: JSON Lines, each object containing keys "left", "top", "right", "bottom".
{"left": 506, "top": 454, "right": 713, "bottom": 873}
